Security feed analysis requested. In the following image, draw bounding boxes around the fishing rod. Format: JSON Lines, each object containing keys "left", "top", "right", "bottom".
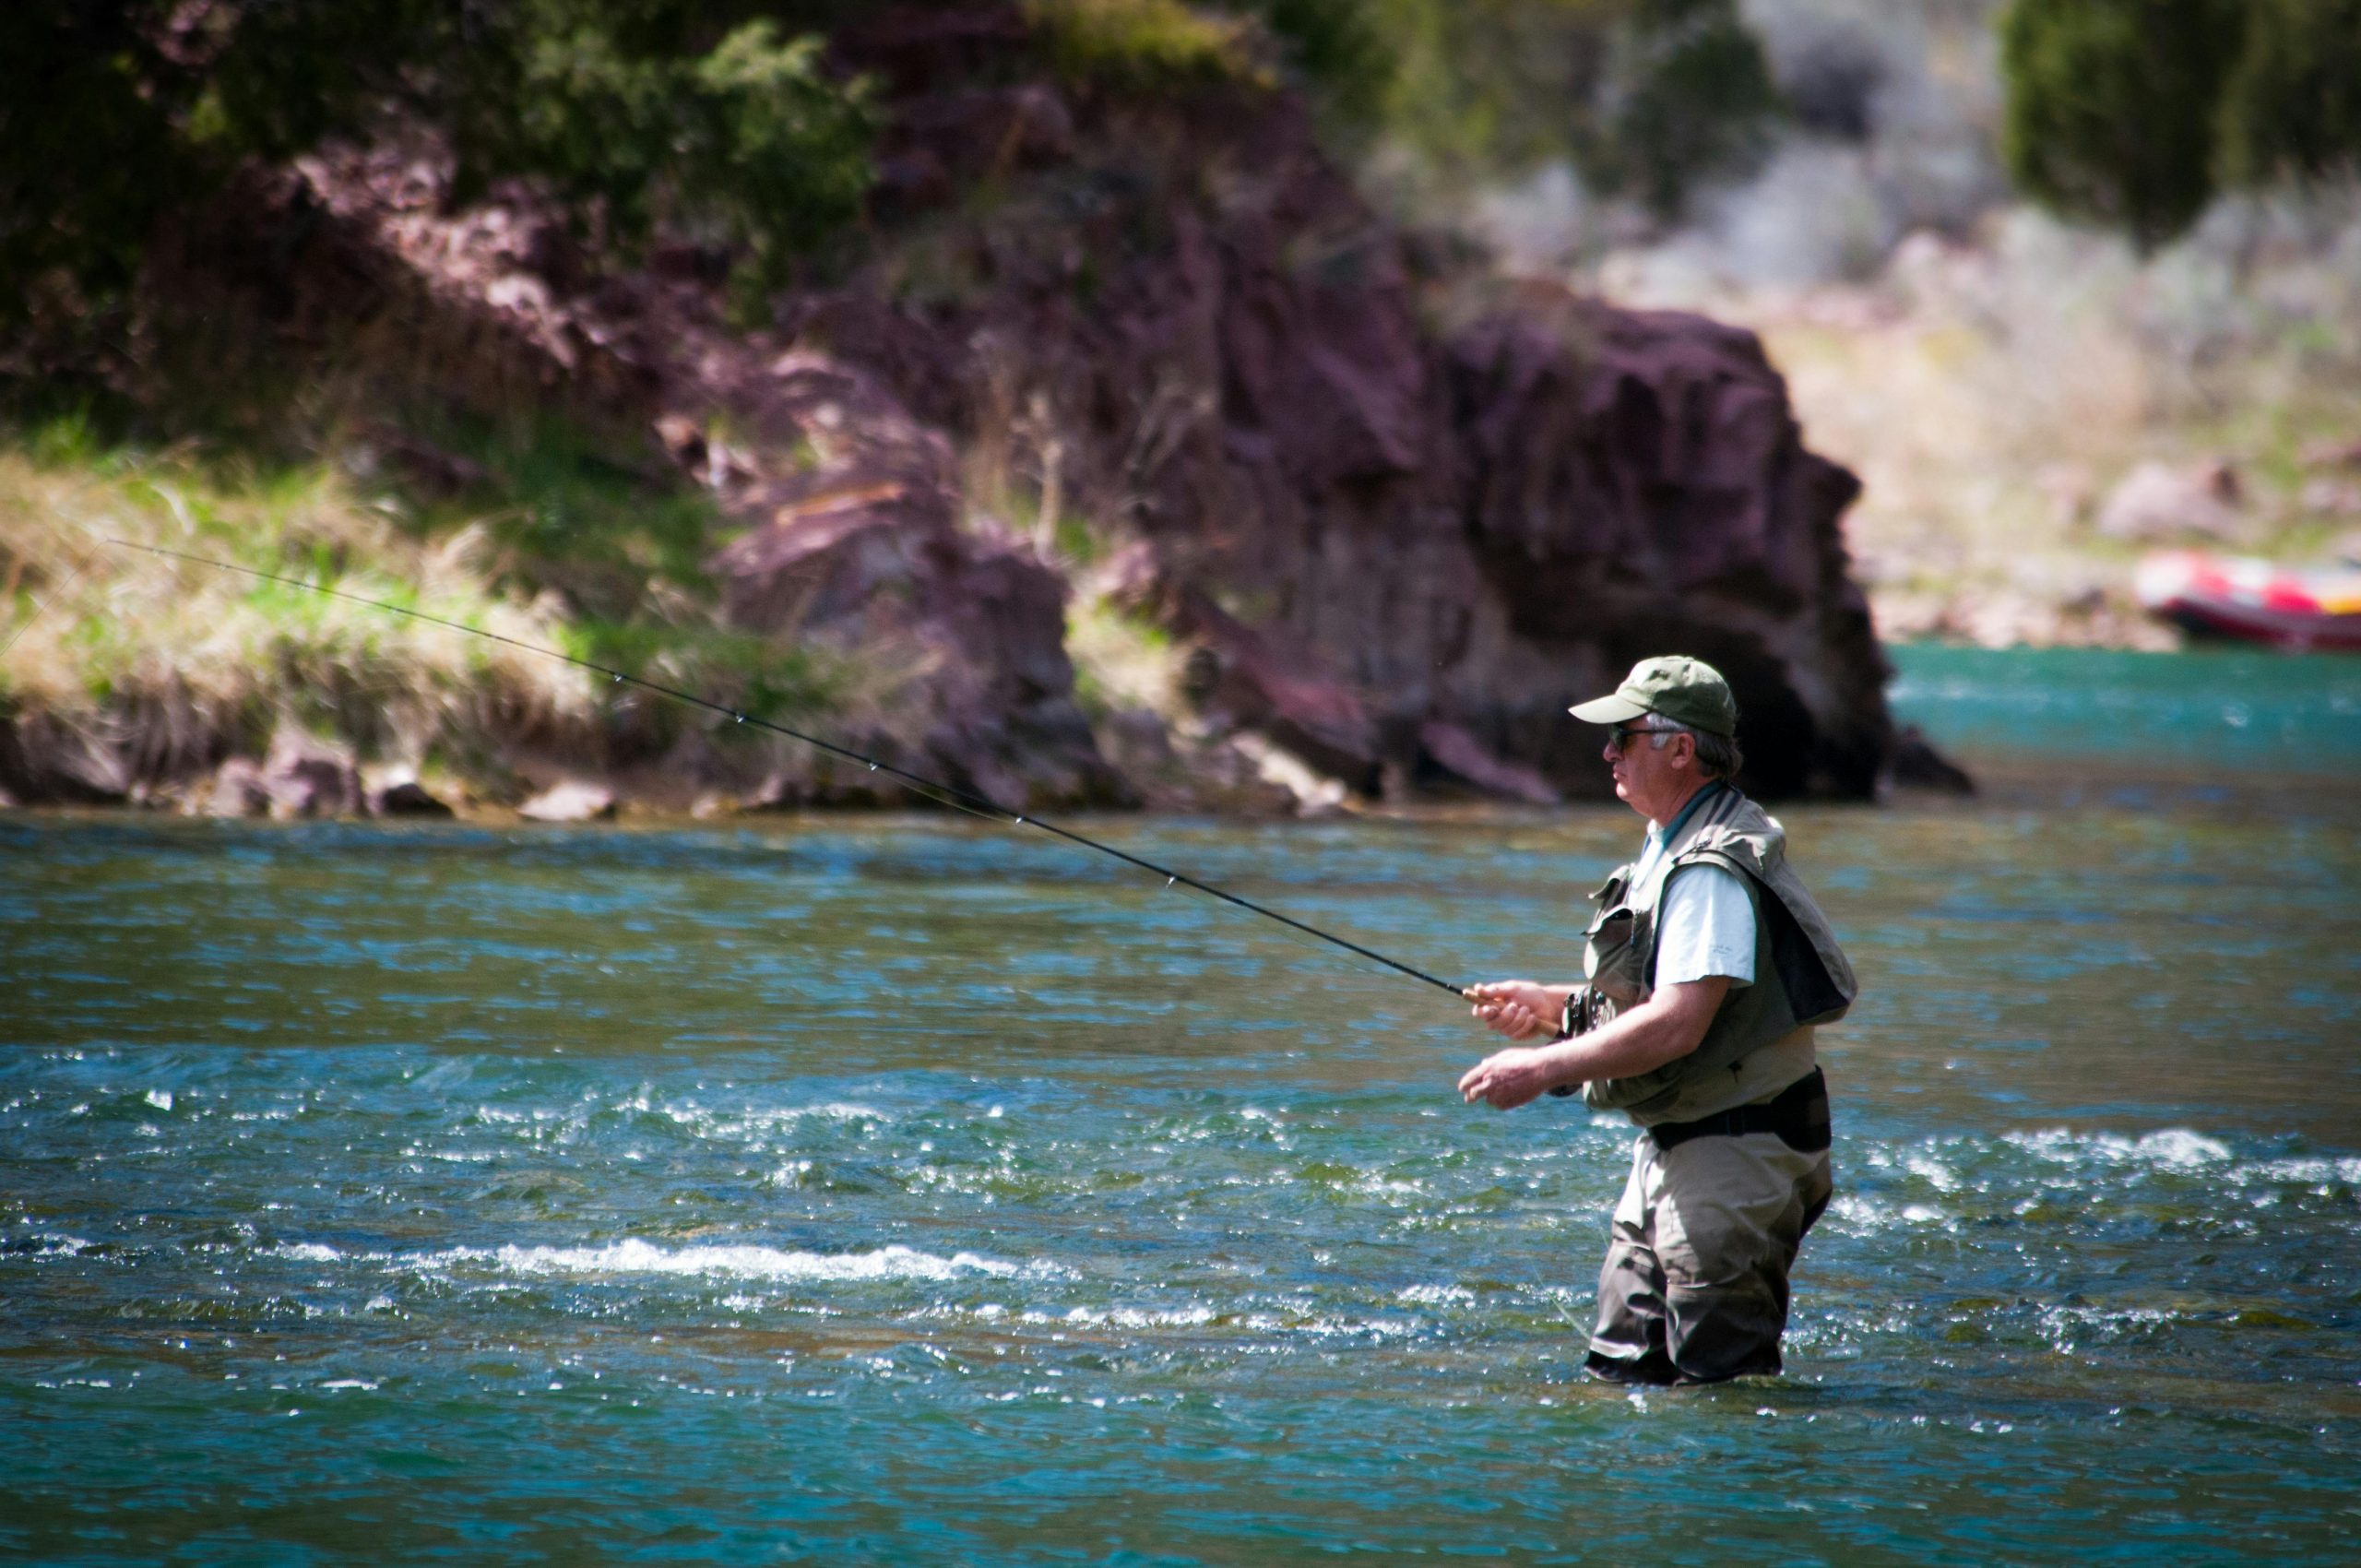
{"left": 100, "top": 538, "right": 1471, "bottom": 1000}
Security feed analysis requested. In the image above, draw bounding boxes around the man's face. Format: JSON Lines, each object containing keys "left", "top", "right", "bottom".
{"left": 1603, "top": 721, "right": 1695, "bottom": 819}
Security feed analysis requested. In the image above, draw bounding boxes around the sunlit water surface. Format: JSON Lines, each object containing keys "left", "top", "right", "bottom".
{"left": 4, "top": 646, "right": 2357, "bottom": 1564}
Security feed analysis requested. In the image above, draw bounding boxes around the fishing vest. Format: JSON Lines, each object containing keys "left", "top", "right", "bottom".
{"left": 1575, "top": 785, "right": 1857, "bottom": 1123}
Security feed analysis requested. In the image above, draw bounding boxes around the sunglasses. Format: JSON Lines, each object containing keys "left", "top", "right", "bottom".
{"left": 1606, "top": 722, "right": 1679, "bottom": 754}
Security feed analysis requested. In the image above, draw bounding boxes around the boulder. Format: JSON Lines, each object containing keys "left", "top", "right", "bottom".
{"left": 778, "top": 43, "right": 1905, "bottom": 800}
{"left": 0, "top": 714, "right": 133, "bottom": 804}
{"left": 204, "top": 758, "right": 272, "bottom": 818}
{"left": 695, "top": 351, "right": 1130, "bottom": 813}
{"left": 2096, "top": 460, "right": 2246, "bottom": 544}
{"left": 370, "top": 775, "right": 455, "bottom": 817}
{"left": 262, "top": 730, "right": 362, "bottom": 819}
{"left": 1417, "top": 720, "right": 1560, "bottom": 805}
{"left": 517, "top": 780, "right": 615, "bottom": 822}
{"left": 223, "top": 20, "right": 1925, "bottom": 810}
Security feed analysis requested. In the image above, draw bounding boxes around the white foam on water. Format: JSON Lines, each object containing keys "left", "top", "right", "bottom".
{"left": 1903, "top": 1154, "right": 1960, "bottom": 1193}
{"left": 6, "top": 1234, "right": 95, "bottom": 1259}
{"left": 1824, "top": 1194, "right": 1906, "bottom": 1232}
{"left": 1396, "top": 1284, "right": 1477, "bottom": 1307}
{"left": 144, "top": 1089, "right": 173, "bottom": 1112}
{"left": 660, "top": 1102, "right": 890, "bottom": 1135}
{"left": 2035, "top": 1302, "right": 2180, "bottom": 1351}
{"left": 2003, "top": 1127, "right": 2234, "bottom": 1170}
{"left": 427, "top": 1239, "right": 1050, "bottom": 1284}
{"left": 1059, "top": 1304, "right": 1219, "bottom": 1329}
{"left": 2236, "top": 1156, "right": 2361, "bottom": 1187}
{"left": 268, "top": 1243, "right": 347, "bottom": 1264}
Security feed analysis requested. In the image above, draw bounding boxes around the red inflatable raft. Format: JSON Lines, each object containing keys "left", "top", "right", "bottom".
{"left": 2136, "top": 551, "right": 2361, "bottom": 651}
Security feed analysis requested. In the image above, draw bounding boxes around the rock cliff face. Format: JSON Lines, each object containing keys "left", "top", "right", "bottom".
{"left": 49, "top": 5, "right": 1901, "bottom": 813}
{"left": 783, "top": 13, "right": 1892, "bottom": 802}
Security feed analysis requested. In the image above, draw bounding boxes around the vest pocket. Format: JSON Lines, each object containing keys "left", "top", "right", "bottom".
{"left": 1584, "top": 903, "right": 1652, "bottom": 1007}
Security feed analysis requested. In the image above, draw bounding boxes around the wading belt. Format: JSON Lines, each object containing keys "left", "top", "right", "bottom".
{"left": 1647, "top": 1068, "right": 1830, "bottom": 1155}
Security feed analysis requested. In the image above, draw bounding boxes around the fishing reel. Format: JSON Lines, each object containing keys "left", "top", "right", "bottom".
{"left": 1545, "top": 984, "right": 1601, "bottom": 1098}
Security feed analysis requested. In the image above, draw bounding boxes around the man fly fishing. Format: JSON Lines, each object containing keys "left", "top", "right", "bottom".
{"left": 89, "top": 552, "right": 1850, "bottom": 1387}
{"left": 1458, "top": 656, "right": 1857, "bottom": 1385}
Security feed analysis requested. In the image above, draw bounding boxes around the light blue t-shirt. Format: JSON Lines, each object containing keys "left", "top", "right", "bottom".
{"left": 1631, "top": 795, "right": 1756, "bottom": 989}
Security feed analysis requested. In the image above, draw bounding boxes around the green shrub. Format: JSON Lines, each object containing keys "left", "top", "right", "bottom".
{"left": 1026, "top": 0, "right": 1260, "bottom": 89}
{"left": 1303, "top": 0, "right": 1779, "bottom": 220}
{"left": 1596, "top": 0, "right": 1785, "bottom": 220}
{"left": 2218, "top": 0, "right": 2361, "bottom": 189}
{"left": 453, "top": 7, "right": 874, "bottom": 294}
{"left": 0, "top": 2, "right": 876, "bottom": 322}
{"left": 1246, "top": 0, "right": 1394, "bottom": 125}
{"left": 1999, "top": 0, "right": 2361, "bottom": 249}
{"left": 1999, "top": 0, "right": 2245, "bottom": 251}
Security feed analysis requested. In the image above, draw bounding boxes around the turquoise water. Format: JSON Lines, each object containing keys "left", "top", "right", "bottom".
{"left": 1887, "top": 641, "right": 2361, "bottom": 773}
{"left": 4, "top": 647, "right": 2358, "bottom": 1564}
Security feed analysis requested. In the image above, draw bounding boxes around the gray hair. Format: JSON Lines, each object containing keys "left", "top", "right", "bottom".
{"left": 1646, "top": 719, "right": 1745, "bottom": 781}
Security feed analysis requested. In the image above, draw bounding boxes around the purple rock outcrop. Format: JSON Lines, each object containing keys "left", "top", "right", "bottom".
{"left": 10, "top": 6, "right": 1905, "bottom": 813}
{"left": 789, "top": 20, "right": 1893, "bottom": 800}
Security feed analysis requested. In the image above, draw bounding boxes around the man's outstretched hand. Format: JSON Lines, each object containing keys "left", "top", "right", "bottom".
{"left": 1459, "top": 980, "right": 1569, "bottom": 1111}
{"left": 1457, "top": 1044, "right": 1560, "bottom": 1111}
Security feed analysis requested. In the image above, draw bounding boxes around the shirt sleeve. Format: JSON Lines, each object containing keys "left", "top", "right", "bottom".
{"left": 1655, "top": 863, "right": 1756, "bottom": 987}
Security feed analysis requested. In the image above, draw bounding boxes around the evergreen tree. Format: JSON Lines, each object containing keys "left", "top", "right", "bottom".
{"left": 1998, "top": 0, "right": 2246, "bottom": 251}
{"left": 2217, "top": 0, "right": 2361, "bottom": 189}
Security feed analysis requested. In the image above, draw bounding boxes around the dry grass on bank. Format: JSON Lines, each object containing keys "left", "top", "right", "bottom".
{"left": 0, "top": 427, "right": 601, "bottom": 799}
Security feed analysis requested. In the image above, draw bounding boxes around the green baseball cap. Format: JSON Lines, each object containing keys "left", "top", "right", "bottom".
{"left": 1569, "top": 656, "right": 1738, "bottom": 737}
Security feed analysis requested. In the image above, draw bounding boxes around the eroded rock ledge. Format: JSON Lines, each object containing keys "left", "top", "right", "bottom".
{"left": 6, "top": 6, "right": 1919, "bottom": 814}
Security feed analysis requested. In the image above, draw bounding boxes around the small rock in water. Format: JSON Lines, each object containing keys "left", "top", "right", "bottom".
{"left": 517, "top": 780, "right": 616, "bottom": 823}
{"left": 263, "top": 729, "right": 363, "bottom": 819}
{"left": 370, "top": 777, "right": 454, "bottom": 817}
{"left": 204, "top": 758, "right": 273, "bottom": 818}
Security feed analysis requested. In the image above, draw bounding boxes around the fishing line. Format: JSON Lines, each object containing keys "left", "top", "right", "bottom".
{"left": 101, "top": 537, "right": 1470, "bottom": 999}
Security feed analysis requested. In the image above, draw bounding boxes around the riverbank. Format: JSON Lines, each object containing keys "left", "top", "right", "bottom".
{"left": 0, "top": 421, "right": 838, "bottom": 819}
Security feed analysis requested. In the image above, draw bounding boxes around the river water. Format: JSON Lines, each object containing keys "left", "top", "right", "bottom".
{"left": 4, "top": 646, "right": 2357, "bottom": 1564}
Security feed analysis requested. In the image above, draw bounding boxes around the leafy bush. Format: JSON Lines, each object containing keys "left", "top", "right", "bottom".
{"left": 2218, "top": 0, "right": 2361, "bottom": 190}
{"left": 2000, "top": 0, "right": 2361, "bottom": 249}
{"left": 0, "top": 1, "right": 875, "bottom": 320}
{"left": 450, "top": 6, "right": 874, "bottom": 293}
{"left": 1277, "top": 0, "right": 1780, "bottom": 220}
{"left": 1597, "top": 0, "right": 1786, "bottom": 220}
{"left": 1999, "top": 0, "right": 2244, "bottom": 250}
{"left": 1026, "top": 0, "right": 1259, "bottom": 88}
{"left": 1249, "top": 0, "right": 1394, "bottom": 124}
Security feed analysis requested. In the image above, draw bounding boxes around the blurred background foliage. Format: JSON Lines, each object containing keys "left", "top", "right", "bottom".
{"left": 0, "top": 0, "right": 1805, "bottom": 327}
{"left": 5, "top": 0, "right": 2361, "bottom": 698}
{"left": 2000, "top": 0, "right": 2361, "bottom": 250}
{"left": 1242, "top": 0, "right": 1786, "bottom": 220}
{"left": 0, "top": 0, "right": 880, "bottom": 323}
{"left": 8, "top": 0, "right": 2357, "bottom": 317}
